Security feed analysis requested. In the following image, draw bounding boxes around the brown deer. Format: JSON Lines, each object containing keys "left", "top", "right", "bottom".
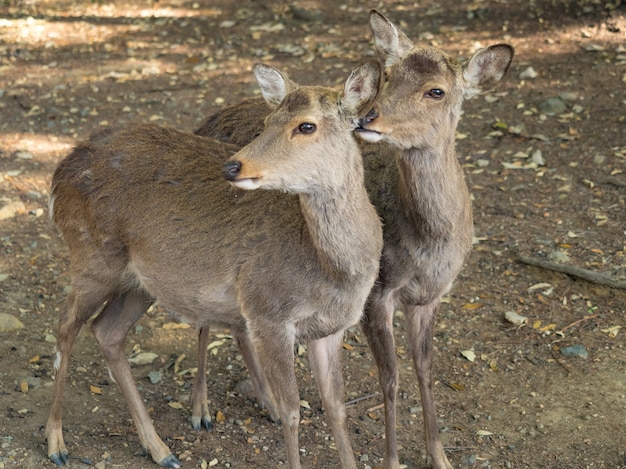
{"left": 194, "top": 11, "right": 513, "bottom": 469}
{"left": 46, "top": 61, "right": 384, "bottom": 469}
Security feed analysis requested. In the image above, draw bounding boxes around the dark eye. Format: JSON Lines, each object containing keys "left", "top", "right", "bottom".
{"left": 424, "top": 89, "right": 445, "bottom": 99}
{"left": 295, "top": 123, "right": 316, "bottom": 135}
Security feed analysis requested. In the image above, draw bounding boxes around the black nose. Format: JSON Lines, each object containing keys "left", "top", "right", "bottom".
{"left": 358, "top": 107, "right": 378, "bottom": 127}
{"left": 222, "top": 160, "right": 242, "bottom": 181}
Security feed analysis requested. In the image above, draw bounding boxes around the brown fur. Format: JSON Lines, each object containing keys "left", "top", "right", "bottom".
{"left": 194, "top": 11, "right": 513, "bottom": 469}
{"left": 46, "top": 62, "right": 383, "bottom": 469}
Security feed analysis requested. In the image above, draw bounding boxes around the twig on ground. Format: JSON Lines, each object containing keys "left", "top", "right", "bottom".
{"left": 366, "top": 403, "right": 385, "bottom": 412}
{"left": 550, "top": 349, "right": 572, "bottom": 374}
{"left": 597, "top": 176, "right": 626, "bottom": 188}
{"left": 517, "top": 255, "right": 626, "bottom": 289}
{"left": 561, "top": 314, "right": 600, "bottom": 333}
{"left": 345, "top": 392, "right": 381, "bottom": 407}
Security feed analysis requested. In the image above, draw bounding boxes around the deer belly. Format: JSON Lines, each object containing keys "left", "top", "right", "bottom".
{"left": 125, "top": 260, "right": 242, "bottom": 328}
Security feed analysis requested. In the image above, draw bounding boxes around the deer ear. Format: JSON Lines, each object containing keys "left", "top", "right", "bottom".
{"left": 369, "top": 10, "right": 414, "bottom": 68}
{"left": 463, "top": 44, "right": 514, "bottom": 99}
{"left": 342, "top": 60, "right": 383, "bottom": 118}
{"left": 253, "top": 64, "right": 298, "bottom": 108}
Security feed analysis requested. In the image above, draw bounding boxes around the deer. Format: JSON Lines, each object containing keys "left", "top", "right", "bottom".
{"left": 45, "top": 60, "right": 384, "bottom": 469}
{"left": 193, "top": 11, "right": 514, "bottom": 469}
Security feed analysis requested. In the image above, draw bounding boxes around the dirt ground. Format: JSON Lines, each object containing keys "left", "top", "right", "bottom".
{"left": 1, "top": 0, "right": 625, "bottom": 468}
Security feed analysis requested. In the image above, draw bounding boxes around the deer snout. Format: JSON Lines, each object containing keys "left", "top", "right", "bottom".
{"left": 222, "top": 160, "right": 242, "bottom": 181}
{"left": 355, "top": 107, "right": 384, "bottom": 143}
{"left": 222, "top": 159, "right": 262, "bottom": 190}
{"left": 358, "top": 107, "right": 379, "bottom": 127}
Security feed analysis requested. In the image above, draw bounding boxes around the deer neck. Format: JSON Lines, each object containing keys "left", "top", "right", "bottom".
{"left": 299, "top": 167, "right": 380, "bottom": 282}
{"left": 395, "top": 135, "right": 469, "bottom": 240}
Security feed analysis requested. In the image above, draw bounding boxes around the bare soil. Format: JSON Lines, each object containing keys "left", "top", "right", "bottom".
{"left": 1, "top": 1, "right": 625, "bottom": 468}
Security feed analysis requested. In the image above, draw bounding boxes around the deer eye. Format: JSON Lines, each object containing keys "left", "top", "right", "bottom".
{"left": 424, "top": 89, "right": 445, "bottom": 99}
{"left": 295, "top": 123, "right": 316, "bottom": 135}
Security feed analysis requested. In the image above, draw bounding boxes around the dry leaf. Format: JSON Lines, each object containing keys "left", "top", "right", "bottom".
{"left": 29, "top": 355, "right": 40, "bottom": 363}
{"left": 215, "top": 410, "right": 226, "bottom": 423}
{"left": 461, "top": 303, "right": 482, "bottom": 310}
{"left": 477, "top": 430, "right": 493, "bottom": 436}
{"left": 460, "top": 350, "right": 476, "bottom": 362}
{"left": 601, "top": 325, "right": 621, "bottom": 338}
{"left": 447, "top": 382, "right": 466, "bottom": 391}
{"left": 504, "top": 311, "right": 527, "bottom": 326}
{"left": 342, "top": 342, "right": 354, "bottom": 350}
{"left": 168, "top": 401, "right": 183, "bottom": 410}
{"left": 90, "top": 385, "right": 103, "bottom": 395}
{"left": 207, "top": 339, "right": 225, "bottom": 350}
{"left": 20, "top": 381, "right": 28, "bottom": 393}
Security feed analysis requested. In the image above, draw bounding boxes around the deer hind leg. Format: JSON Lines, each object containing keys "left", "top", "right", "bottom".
{"left": 191, "top": 326, "right": 213, "bottom": 431}
{"left": 233, "top": 328, "right": 279, "bottom": 422}
{"left": 248, "top": 325, "right": 301, "bottom": 469}
{"left": 361, "top": 292, "right": 400, "bottom": 469}
{"left": 46, "top": 285, "right": 114, "bottom": 466}
{"left": 308, "top": 330, "right": 357, "bottom": 469}
{"left": 405, "top": 299, "right": 453, "bottom": 469}
{"left": 90, "top": 290, "right": 181, "bottom": 469}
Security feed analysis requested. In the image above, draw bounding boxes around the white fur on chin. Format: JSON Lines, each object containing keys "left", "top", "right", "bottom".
{"left": 230, "top": 178, "right": 261, "bottom": 190}
{"left": 355, "top": 130, "right": 383, "bottom": 143}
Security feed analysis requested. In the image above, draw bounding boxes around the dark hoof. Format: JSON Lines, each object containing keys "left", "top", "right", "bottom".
{"left": 160, "top": 454, "right": 182, "bottom": 468}
{"left": 49, "top": 450, "right": 70, "bottom": 466}
{"left": 201, "top": 417, "right": 213, "bottom": 431}
{"left": 191, "top": 417, "right": 213, "bottom": 432}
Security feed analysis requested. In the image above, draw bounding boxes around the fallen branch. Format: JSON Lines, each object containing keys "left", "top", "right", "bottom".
{"left": 597, "top": 176, "right": 626, "bottom": 188}
{"left": 345, "top": 392, "right": 381, "bottom": 407}
{"left": 517, "top": 255, "right": 626, "bottom": 289}
{"left": 561, "top": 314, "right": 600, "bottom": 333}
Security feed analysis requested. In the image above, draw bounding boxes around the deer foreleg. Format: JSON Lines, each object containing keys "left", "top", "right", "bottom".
{"left": 308, "top": 330, "right": 357, "bottom": 469}
{"left": 191, "top": 326, "right": 212, "bottom": 431}
{"left": 362, "top": 292, "right": 400, "bottom": 469}
{"left": 405, "top": 299, "right": 453, "bottom": 469}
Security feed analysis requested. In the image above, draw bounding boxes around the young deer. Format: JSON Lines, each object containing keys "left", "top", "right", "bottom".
{"left": 46, "top": 61, "right": 384, "bottom": 469}
{"left": 194, "top": 11, "right": 513, "bottom": 469}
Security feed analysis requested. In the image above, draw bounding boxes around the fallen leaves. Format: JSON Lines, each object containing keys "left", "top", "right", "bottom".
{"left": 460, "top": 349, "right": 476, "bottom": 362}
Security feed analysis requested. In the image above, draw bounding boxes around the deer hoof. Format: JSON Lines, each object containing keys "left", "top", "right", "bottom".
{"left": 200, "top": 417, "right": 213, "bottom": 431}
{"left": 49, "top": 450, "right": 70, "bottom": 466}
{"left": 191, "top": 416, "right": 213, "bottom": 432}
{"left": 159, "top": 453, "right": 182, "bottom": 468}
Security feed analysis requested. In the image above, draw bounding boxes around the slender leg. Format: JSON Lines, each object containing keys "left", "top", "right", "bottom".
{"left": 308, "top": 330, "right": 357, "bottom": 469}
{"left": 233, "top": 329, "right": 279, "bottom": 421}
{"left": 191, "top": 326, "right": 213, "bottom": 431}
{"left": 90, "top": 290, "right": 181, "bottom": 468}
{"left": 361, "top": 291, "right": 400, "bottom": 469}
{"left": 405, "top": 298, "right": 452, "bottom": 469}
{"left": 249, "top": 326, "right": 301, "bottom": 469}
{"left": 46, "top": 288, "right": 111, "bottom": 466}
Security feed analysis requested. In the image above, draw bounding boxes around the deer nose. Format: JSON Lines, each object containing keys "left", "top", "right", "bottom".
{"left": 358, "top": 107, "right": 378, "bottom": 127}
{"left": 222, "top": 160, "right": 242, "bottom": 181}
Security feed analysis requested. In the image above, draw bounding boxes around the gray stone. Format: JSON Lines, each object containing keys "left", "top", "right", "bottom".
{"left": 0, "top": 313, "right": 25, "bottom": 332}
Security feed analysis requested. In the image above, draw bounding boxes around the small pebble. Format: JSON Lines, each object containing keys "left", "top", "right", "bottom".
{"left": 519, "top": 66, "right": 537, "bottom": 79}
{"left": 0, "top": 313, "right": 25, "bottom": 332}
{"left": 561, "top": 344, "right": 588, "bottom": 359}
{"left": 128, "top": 352, "right": 158, "bottom": 366}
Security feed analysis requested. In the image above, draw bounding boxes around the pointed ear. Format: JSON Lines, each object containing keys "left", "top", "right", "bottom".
{"left": 369, "top": 9, "right": 414, "bottom": 67}
{"left": 252, "top": 63, "right": 298, "bottom": 108}
{"left": 463, "top": 44, "right": 514, "bottom": 99}
{"left": 341, "top": 60, "right": 383, "bottom": 118}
